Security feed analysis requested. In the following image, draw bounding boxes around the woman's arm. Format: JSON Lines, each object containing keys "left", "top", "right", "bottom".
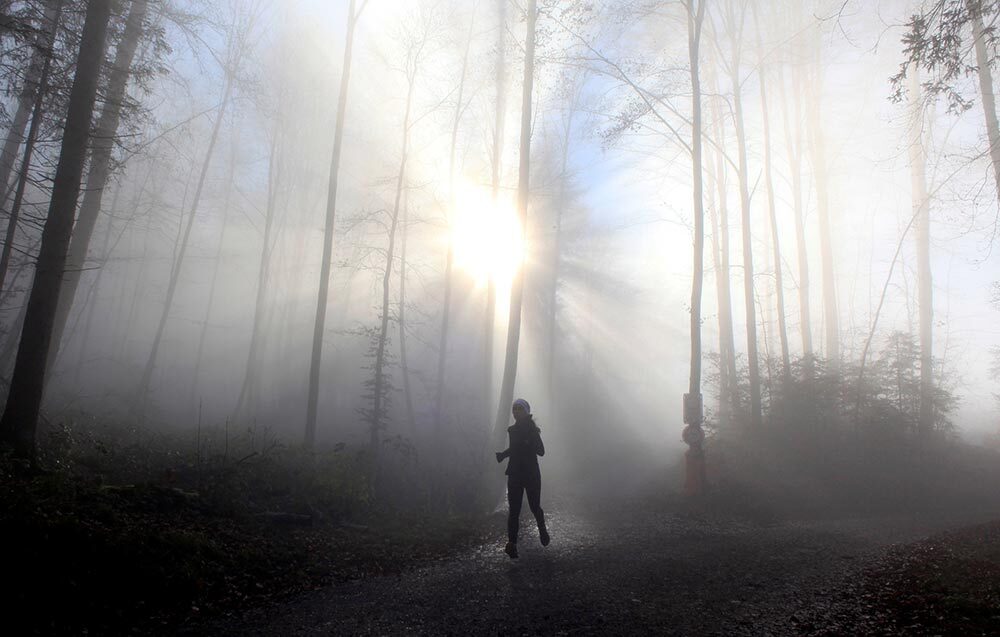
{"left": 534, "top": 427, "right": 545, "bottom": 457}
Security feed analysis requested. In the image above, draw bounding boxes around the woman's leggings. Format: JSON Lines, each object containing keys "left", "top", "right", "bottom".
{"left": 507, "top": 476, "right": 545, "bottom": 543}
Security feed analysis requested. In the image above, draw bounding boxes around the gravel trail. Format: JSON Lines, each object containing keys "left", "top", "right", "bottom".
{"left": 181, "top": 505, "right": 998, "bottom": 636}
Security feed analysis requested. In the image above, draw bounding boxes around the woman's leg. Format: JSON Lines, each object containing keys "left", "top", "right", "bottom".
{"left": 526, "top": 480, "right": 547, "bottom": 538}
{"left": 507, "top": 478, "right": 524, "bottom": 543}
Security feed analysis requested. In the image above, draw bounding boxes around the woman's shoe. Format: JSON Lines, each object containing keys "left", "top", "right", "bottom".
{"left": 539, "top": 526, "right": 550, "bottom": 546}
{"left": 504, "top": 541, "right": 519, "bottom": 559}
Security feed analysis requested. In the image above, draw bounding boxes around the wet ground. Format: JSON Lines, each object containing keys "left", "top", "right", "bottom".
{"left": 180, "top": 504, "right": 999, "bottom": 636}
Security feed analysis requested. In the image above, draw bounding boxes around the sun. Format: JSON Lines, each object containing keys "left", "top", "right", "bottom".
{"left": 450, "top": 180, "right": 524, "bottom": 289}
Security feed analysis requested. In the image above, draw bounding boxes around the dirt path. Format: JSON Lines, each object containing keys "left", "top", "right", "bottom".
{"left": 179, "top": 506, "right": 998, "bottom": 636}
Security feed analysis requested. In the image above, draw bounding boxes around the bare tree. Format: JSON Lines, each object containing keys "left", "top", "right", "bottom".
{"left": 908, "top": 66, "right": 934, "bottom": 436}
{"left": 369, "top": 16, "right": 431, "bottom": 479}
{"left": 0, "top": 0, "right": 61, "bottom": 205}
{"left": 134, "top": 15, "right": 247, "bottom": 419}
{"left": 233, "top": 128, "right": 281, "bottom": 421}
{"left": 398, "top": 186, "right": 416, "bottom": 433}
{"left": 776, "top": 36, "right": 813, "bottom": 372}
{"left": 190, "top": 129, "right": 238, "bottom": 408}
{"left": 485, "top": 0, "right": 507, "bottom": 423}
{"left": 545, "top": 73, "right": 584, "bottom": 404}
{"left": 0, "top": 0, "right": 114, "bottom": 461}
{"left": 683, "top": 0, "right": 708, "bottom": 495}
{"left": 707, "top": 58, "right": 739, "bottom": 423}
{"left": 305, "top": 0, "right": 366, "bottom": 448}
{"left": 0, "top": 0, "right": 63, "bottom": 295}
{"left": 806, "top": 23, "right": 840, "bottom": 366}
{"left": 47, "top": 0, "right": 150, "bottom": 376}
{"left": 969, "top": 1, "right": 1000, "bottom": 206}
{"left": 718, "top": 0, "right": 762, "bottom": 427}
{"left": 492, "top": 0, "right": 537, "bottom": 448}
{"left": 435, "top": 3, "right": 477, "bottom": 431}
{"left": 754, "top": 3, "right": 790, "bottom": 383}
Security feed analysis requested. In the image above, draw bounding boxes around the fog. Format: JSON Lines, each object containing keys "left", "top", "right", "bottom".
{"left": 3, "top": 0, "right": 1000, "bottom": 508}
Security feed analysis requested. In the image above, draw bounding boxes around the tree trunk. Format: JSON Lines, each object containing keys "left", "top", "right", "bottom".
{"left": 969, "top": 0, "right": 1000, "bottom": 205}
{"left": 485, "top": 0, "right": 507, "bottom": 423}
{"left": 46, "top": 0, "right": 149, "bottom": 376}
{"left": 134, "top": 74, "right": 233, "bottom": 420}
{"left": 398, "top": 187, "right": 415, "bottom": 433}
{"left": 233, "top": 132, "right": 281, "bottom": 421}
{"left": 371, "top": 73, "right": 416, "bottom": 473}
{"left": 729, "top": 6, "right": 762, "bottom": 428}
{"left": 491, "top": 0, "right": 537, "bottom": 445}
{"left": 776, "top": 59, "right": 814, "bottom": 372}
{"left": 0, "top": 0, "right": 63, "bottom": 295}
{"left": 0, "top": 0, "right": 61, "bottom": 205}
{"left": 547, "top": 106, "right": 576, "bottom": 401}
{"left": 684, "top": 0, "right": 707, "bottom": 496}
{"left": 305, "top": 0, "right": 360, "bottom": 448}
{"left": 190, "top": 132, "right": 237, "bottom": 408}
{"left": 706, "top": 157, "right": 727, "bottom": 419}
{"left": 0, "top": 0, "right": 113, "bottom": 461}
{"left": 707, "top": 62, "right": 739, "bottom": 421}
{"left": 754, "top": 7, "right": 790, "bottom": 383}
{"left": 807, "top": 39, "right": 839, "bottom": 366}
{"left": 69, "top": 185, "right": 120, "bottom": 388}
{"left": 908, "top": 67, "right": 934, "bottom": 436}
{"left": 436, "top": 7, "right": 476, "bottom": 430}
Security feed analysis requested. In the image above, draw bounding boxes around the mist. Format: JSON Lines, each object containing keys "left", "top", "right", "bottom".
{"left": 5, "top": 0, "right": 1000, "bottom": 632}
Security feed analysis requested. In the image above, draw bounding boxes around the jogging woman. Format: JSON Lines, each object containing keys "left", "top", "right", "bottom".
{"left": 495, "top": 398, "right": 549, "bottom": 558}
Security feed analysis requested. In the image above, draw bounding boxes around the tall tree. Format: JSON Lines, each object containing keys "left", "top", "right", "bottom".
{"left": 707, "top": 58, "right": 739, "bottom": 423}
{"left": 776, "top": 43, "right": 813, "bottom": 372}
{"left": 895, "top": 1, "right": 1000, "bottom": 206}
{"left": 370, "top": 22, "right": 427, "bottom": 477}
{"left": 0, "top": 0, "right": 114, "bottom": 461}
{"left": 968, "top": 1, "right": 1000, "bottom": 205}
{"left": 908, "top": 67, "right": 934, "bottom": 435}
{"left": 485, "top": 0, "right": 507, "bottom": 422}
{"left": 398, "top": 186, "right": 416, "bottom": 433}
{"left": 47, "top": 0, "right": 150, "bottom": 376}
{"left": 0, "top": 0, "right": 61, "bottom": 205}
{"left": 546, "top": 80, "right": 581, "bottom": 402}
{"left": 190, "top": 130, "right": 238, "bottom": 408}
{"left": 233, "top": 130, "right": 281, "bottom": 420}
{"left": 134, "top": 27, "right": 241, "bottom": 419}
{"left": 492, "top": 0, "right": 537, "bottom": 447}
{"left": 683, "top": 0, "right": 708, "bottom": 495}
{"left": 0, "top": 0, "right": 62, "bottom": 296}
{"left": 754, "top": 4, "right": 790, "bottom": 383}
{"left": 435, "top": 4, "right": 476, "bottom": 431}
{"left": 305, "top": 0, "right": 365, "bottom": 448}
{"left": 807, "top": 24, "right": 840, "bottom": 366}
{"left": 723, "top": 0, "right": 762, "bottom": 427}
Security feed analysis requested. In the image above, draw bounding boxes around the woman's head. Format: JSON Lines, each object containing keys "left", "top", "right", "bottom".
{"left": 512, "top": 398, "right": 530, "bottom": 420}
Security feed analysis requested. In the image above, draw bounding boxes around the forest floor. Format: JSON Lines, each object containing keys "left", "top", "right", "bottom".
{"left": 6, "top": 437, "right": 1000, "bottom": 635}
{"left": 0, "top": 455, "right": 500, "bottom": 635}
{"left": 178, "top": 497, "right": 1000, "bottom": 636}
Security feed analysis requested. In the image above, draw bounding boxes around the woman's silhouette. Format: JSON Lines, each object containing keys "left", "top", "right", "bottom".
{"left": 496, "top": 398, "right": 549, "bottom": 558}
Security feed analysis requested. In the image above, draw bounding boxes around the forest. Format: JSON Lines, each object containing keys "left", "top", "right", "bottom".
{"left": 3, "top": 0, "right": 1000, "bottom": 634}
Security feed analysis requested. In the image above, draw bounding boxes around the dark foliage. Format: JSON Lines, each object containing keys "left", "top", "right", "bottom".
{"left": 0, "top": 418, "right": 496, "bottom": 635}
{"left": 891, "top": 0, "right": 1000, "bottom": 112}
{"left": 703, "top": 332, "right": 1000, "bottom": 517}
